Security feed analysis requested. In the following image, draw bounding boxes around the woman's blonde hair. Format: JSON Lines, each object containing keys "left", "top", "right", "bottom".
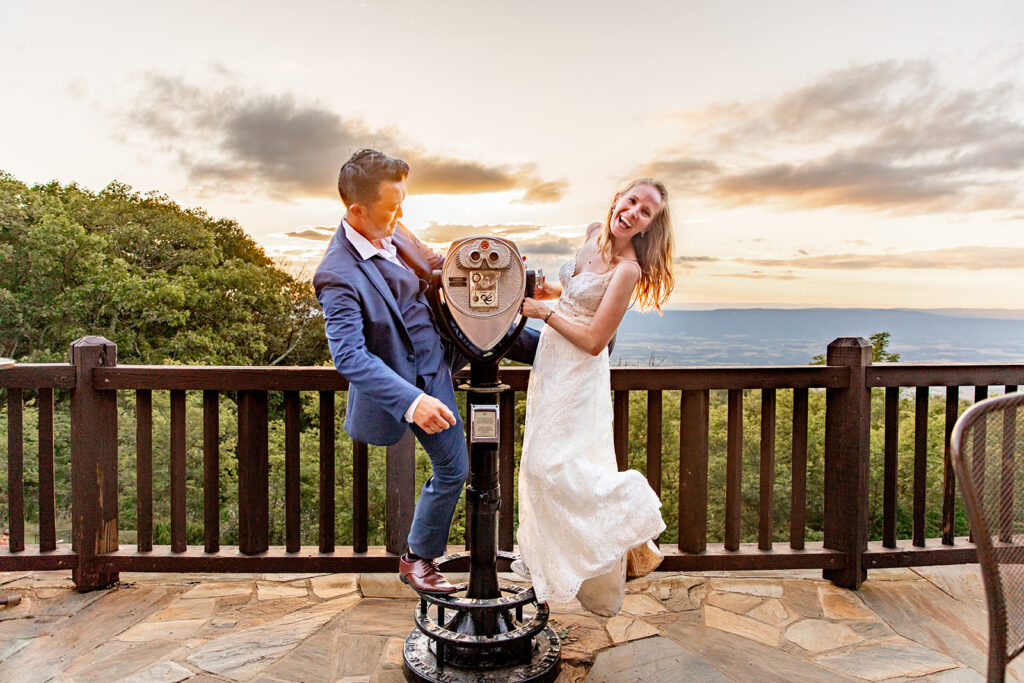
{"left": 597, "top": 178, "right": 675, "bottom": 312}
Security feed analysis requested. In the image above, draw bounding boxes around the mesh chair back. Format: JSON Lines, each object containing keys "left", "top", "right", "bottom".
{"left": 951, "top": 392, "right": 1024, "bottom": 682}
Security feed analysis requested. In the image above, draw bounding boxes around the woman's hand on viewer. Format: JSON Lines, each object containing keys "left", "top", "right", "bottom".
{"left": 521, "top": 297, "right": 551, "bottom": 320}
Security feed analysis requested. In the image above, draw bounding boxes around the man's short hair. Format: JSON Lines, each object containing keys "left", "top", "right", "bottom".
{"left": 337, "top": 149, "right": 409, "bottom": 206}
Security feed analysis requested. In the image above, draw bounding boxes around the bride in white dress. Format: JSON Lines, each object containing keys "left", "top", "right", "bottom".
{"left": 517, "top": 179, "right": 676, "bottom": 616}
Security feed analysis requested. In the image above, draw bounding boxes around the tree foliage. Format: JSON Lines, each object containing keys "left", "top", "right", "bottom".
{"left": 0, "top": 172, "right": 328, "bottom": 364}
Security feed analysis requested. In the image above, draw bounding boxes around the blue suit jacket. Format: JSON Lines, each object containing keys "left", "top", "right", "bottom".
{"left": 314, "top": 223, "right": 444, "bottom": 446}
{"left": 315, "top": 222, "right": 540, "bottom": 446}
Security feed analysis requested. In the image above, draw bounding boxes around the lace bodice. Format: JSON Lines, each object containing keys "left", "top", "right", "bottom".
{"left": 555, "top": 257, "right": 615, "bottom": 324}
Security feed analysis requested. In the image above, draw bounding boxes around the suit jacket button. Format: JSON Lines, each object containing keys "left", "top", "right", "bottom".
{"left": 407, "top": 353, "right": 416, "bottom": 361}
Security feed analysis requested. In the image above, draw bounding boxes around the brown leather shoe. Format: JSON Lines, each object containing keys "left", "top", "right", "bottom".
{"left": 399, "top": 555, "right": 458, "bottom": 594}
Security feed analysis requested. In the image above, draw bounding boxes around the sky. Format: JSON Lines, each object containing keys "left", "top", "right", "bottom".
{"left": 2, "top": 1, "right": 1023, "bottom": 308}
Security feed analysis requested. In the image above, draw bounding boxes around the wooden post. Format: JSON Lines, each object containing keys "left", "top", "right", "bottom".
{"left": 69, "top": 336, "right": 119, "bottom": 591}
{"left": 823, "top": 337, "right": 872, "bottom": 589}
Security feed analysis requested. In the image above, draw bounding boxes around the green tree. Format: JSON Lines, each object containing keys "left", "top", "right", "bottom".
{"left": 810, "top": 331, "right": 900, "bottom": 365}
{"left": 0, "top": 172, "right": 327, "bottom": 365}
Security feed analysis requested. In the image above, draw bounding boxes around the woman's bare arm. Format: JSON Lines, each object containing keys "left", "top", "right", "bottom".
{"left": 532, "top": 278, "right": 562, "bottom": 301}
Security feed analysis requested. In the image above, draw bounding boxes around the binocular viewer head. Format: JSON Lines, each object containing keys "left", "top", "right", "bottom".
{"left": 430, "top": 236, "right": 537, "bottom": 361}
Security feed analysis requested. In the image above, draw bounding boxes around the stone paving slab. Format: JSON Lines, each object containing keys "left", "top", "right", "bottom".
{"left": 0, "top": 584, "right": 181, "bottom": 681}
{"left": 858, "top": 576, "right": 989, "bottom": 672}
{"left": 588, "top": 635, "right": 730, "bottom": 682}
{"left": 659, "top": 619, "right": 862, "bottom": 682}
{"left": 0, "top": 565, "right": 1006, "bottom": 681}
{"left": 813, "top": 636, "right": 960, "bottom": 680}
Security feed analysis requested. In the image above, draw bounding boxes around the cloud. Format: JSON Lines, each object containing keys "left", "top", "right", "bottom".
{"left": 284, "top": 227, "right": 336, "bottom": 241}
{"left": 407, "top": 222, "right": 581, "bottom": 275}
{"left": 642, "top": 60, "right": 1024, "bottom": 215}
{"left": 517, "top": 179, "right": 570, "bottom": 203}
{"left": 125, "top": 72, "right": 566, "bottom": 202}
{"left": 736, "top": 246, "right": 1024, "bottom": 270}
{"left": 517, "top": 236, "right": 577, "bottom": 257}
{"left": 711, "top": 270, "right": 802, "bottom": 280}
{"left": 674, "top": 254, "right": 718, "bottom": 271}
{"left": 412, "top": 222, "right": 544, "bottom": 244}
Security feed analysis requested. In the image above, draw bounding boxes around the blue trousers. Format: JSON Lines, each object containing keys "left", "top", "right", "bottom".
{"left": 406, "top": 368, "right": 469, "bottom": 559}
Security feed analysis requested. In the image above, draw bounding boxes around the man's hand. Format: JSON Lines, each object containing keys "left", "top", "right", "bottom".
{"left": 412, "top": 394, "right": 457, "bottom": 434}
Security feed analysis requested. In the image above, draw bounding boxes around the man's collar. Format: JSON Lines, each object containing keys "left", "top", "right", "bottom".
{"left": 342, "top": 219, "right": 396, "bottom": 261}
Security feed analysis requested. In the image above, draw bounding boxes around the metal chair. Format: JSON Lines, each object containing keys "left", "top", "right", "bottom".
{"left": 951, "top": 392, "right": 1024, "bottom": 683}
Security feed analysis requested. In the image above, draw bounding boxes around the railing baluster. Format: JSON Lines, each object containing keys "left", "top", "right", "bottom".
{"left": 913, "top": 386, "right": 929, "bottom": 547}
{"left": 941, "top": 386, "right": 959, "bottom": 545}
{"left": 237, "top": 389, "right": 269, "bottom": 555}
{"left": 646, "top": 390, "right": 663, "bottom": 499}
{"left": 353, "top": 439, "right": 368, "bottom": 553}
{"left": 970, "top": 386, "right": 988, "bottom": 544}
{"left": 725, "top": 389, "right": 743, "bottom": 551}
{"left": 883, "top": 387, "right": 899, "bottom": 548}
{"left": 1000, "top": 399, "right": 1016, "bottom": 542}
{"left": 137, "top": 389, "right": 153, "bottom": 552}
{"left": 758, "top": 388, "right": 776, "bottom": 551}
{"left": 284, "top": 390, "right": 300, "bottom": 553}
{"left": 790, "top": 388, "right": 808, "bottom": 550}
{"left": 7, "top": 388, "right": 24, "bottom": 552}
{"left": 319, "top": 390, "right": 335, "bottom": 553}
{"left": 170, "top": 389, "right": 187, "bottom": 552}
{"left": 37, "top": 388, "right": 56, "bottom": 551}
{"left": 203, "top": 390, "right": 219, "bottom": 553}
{"left": 498, "top": 391, "right": 516, "bottom": 552}
{"left": 614, "top": 390, "right": 629, "bottom": 471}
{"left": 678, "top": 389, "right": 709, "bottom": 553}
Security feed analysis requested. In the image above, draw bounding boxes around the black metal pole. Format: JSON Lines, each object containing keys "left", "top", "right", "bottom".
{"left": 466, "top": 360, "right": 500, "bottom": 605}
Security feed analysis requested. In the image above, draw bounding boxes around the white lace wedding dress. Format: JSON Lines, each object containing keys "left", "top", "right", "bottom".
{"left": 516, "top": 257, "right": 666, "bottom": 616}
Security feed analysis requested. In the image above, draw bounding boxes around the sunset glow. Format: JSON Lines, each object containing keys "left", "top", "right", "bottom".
{"left": 2, "top": 1, "right": 1022, "bottom": 308}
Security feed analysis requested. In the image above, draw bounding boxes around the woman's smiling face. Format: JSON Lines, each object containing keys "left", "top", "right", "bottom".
{"left": 608, "top": 183, "right": 662, "bottom": 240}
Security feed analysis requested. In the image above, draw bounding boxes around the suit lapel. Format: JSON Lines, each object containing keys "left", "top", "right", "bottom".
{"left": 340, "top": 231, "right": 413, "bottom": 348}
{"left": 392, "top": 229, "right": 431, "bottom": 282}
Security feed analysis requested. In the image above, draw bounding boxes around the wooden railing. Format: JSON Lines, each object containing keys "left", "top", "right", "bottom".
{"left": 2, "top": 336, "right": 1024, "bottom": 591}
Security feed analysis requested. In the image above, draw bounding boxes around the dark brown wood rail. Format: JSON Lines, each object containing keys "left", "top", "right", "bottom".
{"left": 3, "top": 337, "right": 1024, "bottom": 591}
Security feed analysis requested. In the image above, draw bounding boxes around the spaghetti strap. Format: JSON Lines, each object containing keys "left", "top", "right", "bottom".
{"left": 612, "top": 260, "right": 641, "bottom": 276}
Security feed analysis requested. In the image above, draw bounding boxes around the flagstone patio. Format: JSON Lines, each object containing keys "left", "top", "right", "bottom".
{"left": 0, "top": 564, "right": 1017, "bottom": 681}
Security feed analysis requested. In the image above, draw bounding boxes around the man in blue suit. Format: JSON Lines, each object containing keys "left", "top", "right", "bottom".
{"left": 314, "top": 149, "right": 538, "bottom": 593}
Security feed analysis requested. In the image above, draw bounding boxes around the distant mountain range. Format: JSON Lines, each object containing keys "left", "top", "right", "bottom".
{"left": 592, "top": 308, "right": 1024, "bottom": 366}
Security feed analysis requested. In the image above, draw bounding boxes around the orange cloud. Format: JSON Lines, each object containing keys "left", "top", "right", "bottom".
{"left": 285, "top": 227, "right": 336, "bottom": 241}
{"left": 127, "top": 72, "right": 567, "bottom": 203}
